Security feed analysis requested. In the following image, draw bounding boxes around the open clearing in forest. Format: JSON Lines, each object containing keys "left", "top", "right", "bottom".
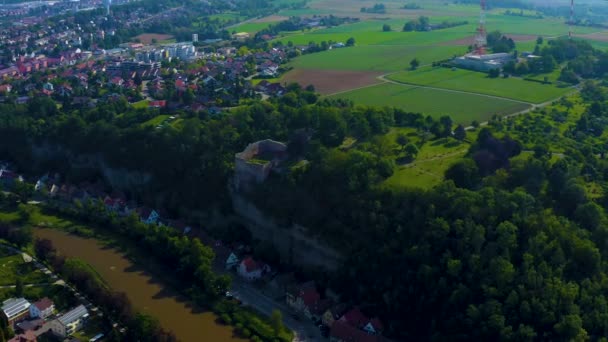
{"left": 282, "top": 69, "right": 383, "bottom": 94}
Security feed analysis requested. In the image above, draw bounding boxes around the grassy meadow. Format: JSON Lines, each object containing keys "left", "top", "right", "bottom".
{"left": 388, "top": 67, "right": 573, "bottom": 104}
{"left": 330, "top": 83, "right": 531, "bottom": 124}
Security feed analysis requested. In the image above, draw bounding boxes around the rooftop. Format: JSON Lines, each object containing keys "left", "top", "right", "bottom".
{"left": 33, "top": 297, "right": 54, "bottom": 312}
{"left": 58, "top": 305, "right": 88, "bottom": 326}
{"left": 1, "top": 298, "right": 30, "bottom": 320}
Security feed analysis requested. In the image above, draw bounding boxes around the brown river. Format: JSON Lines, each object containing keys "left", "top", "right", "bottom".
{"left": 34, "top": 228, "right": 244, "bottom": 342}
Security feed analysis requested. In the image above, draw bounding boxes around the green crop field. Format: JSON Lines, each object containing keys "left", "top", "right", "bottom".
{"left": 388, "top": 67, "right": 573, "bottom": 103}
{"left": 231, "top": 22, "right": 276, "bottom": 34}
{"left": 289, "top": 45, "right": 466, "bottom": 72}
{"left": 331, "top": 83, "right": 530, "bottom": 123}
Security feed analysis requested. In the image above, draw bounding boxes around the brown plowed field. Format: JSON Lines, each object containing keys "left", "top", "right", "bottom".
{"left": 254, "top": 15, "right": 289, "bottom": 23}
{"left": 282, "top": 69, "right": 384, "bottom": 95}
{"left": 575, "top": 32, "right": 608, "bottom": 42}
{"left": 134, "top": 33, "right": 174, "bottom": 44}
{"left": 440, "top": 34, "right": 538, "bottom": 46}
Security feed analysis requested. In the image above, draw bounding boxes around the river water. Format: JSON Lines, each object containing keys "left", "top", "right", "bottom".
{"left": 34, "top": 228, "right": 244, "bottom": 342}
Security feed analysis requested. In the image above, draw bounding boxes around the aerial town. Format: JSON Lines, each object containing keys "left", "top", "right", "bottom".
{"left": 3, "top": 0, "right": 608, "bottom": 341}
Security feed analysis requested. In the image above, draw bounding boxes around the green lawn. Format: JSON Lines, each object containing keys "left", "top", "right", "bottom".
{"left": 131, "top": 100, "right": 149, "bottom": 109}
{"left": 0, "top": 253, "right": 50, "bottom": 286}
{"left": 331, "top": 82, "right": 531, "bottom": 123}
{"left": 141, "top": 115, "right": 170, "bottom": 127}
{"left": 388, "top": 67, "right": 572, "bottom": 103}
{"left": 231, "top": 22, "right": 276, "bottom": 34}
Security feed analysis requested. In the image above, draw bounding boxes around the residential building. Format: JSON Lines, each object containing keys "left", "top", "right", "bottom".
{"left": 137, "top": 208, "right": 160, "bottom": 225}
{"left": 225, "top": 252, "right": 239, "bottom": 270}
{"left": 322, "top": 303, "right": 349, "bottom": 327}
{"left": 286, "top": 281, "right": 320, "bottom": 315}
{"left": 237, "top": 256, "right": 268, "bottom": 281}
{"left": 1, "top": 298, "right": 31, "bottom": 328}
{"left": 330, "top": 320, "right": 380, "bottom": 342}
{"left": 29, "top": 298, "right": 54, "bottom": 319}
{"left": 7, "top": 331, "right": 37, "bottom": 342}
{"left": 48, "top": 305, "right": 89, "bottom": 338}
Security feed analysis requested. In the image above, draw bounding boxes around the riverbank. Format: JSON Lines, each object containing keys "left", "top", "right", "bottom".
{"left": 0, "top": 202, "right": 292, "bottom": 341}
{"left": 34, "top": 228, "right": 245, "bottom": 342}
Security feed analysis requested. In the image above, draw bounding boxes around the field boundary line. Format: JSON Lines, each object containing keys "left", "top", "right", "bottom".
{"left": 379, "top": 75, "right": 535, "bottom": 105}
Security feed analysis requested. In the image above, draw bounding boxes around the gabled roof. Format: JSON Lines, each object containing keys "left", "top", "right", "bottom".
{"left": 241, "top": 256, "right": 262, "bottom": 272}
{"left": 341, "top": 307, "right": 368, "bottom": 328}
{"left": 369, "top": 318, "right": 384, "bottom": 332}
{"left": 32, "top": 297, "right": 54, "bottom": 312}
{"left": 1, "top": 298, "right": 30, "bottom": 320}
{"left": 330, "top": 321, "right": 378, "bottom": 342}
{"left": 58, "top": 305, "right": 88, "bottom": 326}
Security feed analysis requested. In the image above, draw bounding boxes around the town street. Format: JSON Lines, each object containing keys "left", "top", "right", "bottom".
{"left": 231, "top": 278, "right": 324, "bottom": 342}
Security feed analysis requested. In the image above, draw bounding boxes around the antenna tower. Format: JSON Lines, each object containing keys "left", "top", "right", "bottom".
{"left": 474, "top": 0, "right": 487, "bottom": 55}
{"left": 569, "top": 0, "right": 574, "bottom": 39}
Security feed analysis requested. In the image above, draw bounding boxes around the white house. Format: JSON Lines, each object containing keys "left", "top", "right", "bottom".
{"left": 237, "top": 256, "right": 268, "bottom": 281}
{"left": 225, "top": 252, "right": 239, "bottom": 270}
{"left": 29, "top": 297, "right": 54, "bottom": 319}
{"left": 49, "top": 305, "right": 88, "bottom": 338}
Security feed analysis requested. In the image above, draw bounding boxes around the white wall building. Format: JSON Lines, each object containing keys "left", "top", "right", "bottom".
{"left": 49, "top": 305, "right": 89, "bottom": 338}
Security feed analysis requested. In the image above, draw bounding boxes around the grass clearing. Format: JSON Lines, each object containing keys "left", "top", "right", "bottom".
{"left": 380, "top": 133, "right": 470, "bottom": 189}
{"left": 131, "top": 100, "right": 149, "bottom": 109}
{"left": 0, "top": 253, "right": 50, "bottom": 286}
{"left": 388, "top": 66, "right": 572, "bottom": 103}
{"left": 331, "top": 82, "right": 531, "bottom": 123}
{"left": 141, "top": 115, "right": 170, "bottom": 127}
{"left": 231, "top": 22, "right": 276, "bottom": 34}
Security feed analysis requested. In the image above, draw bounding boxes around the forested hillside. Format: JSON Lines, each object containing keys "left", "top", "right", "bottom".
{"left": 4, "top": 77, "right": 608, "bottom": 339}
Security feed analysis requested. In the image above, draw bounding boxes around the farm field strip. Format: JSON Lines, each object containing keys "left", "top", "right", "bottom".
{"left": 387, "top": 67, "right": 572, "bottom": 104}
{"left": 329, "top": 82, "right": 531, "bottom": 124}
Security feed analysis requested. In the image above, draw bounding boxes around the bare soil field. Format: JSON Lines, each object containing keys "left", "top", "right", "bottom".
{"left": 574, "top": 32, "right": 608, "bottom": 42}
{"left": 282, "top": 69, "right": 384, "bottom": 95}
{"left": 254, "top": 15, "right": 289, "bottom": 23}
{"left": 440, "top": 34, "right": 538, "bottom": 46}
{"left": 134, "top": 33, "right": 174, "bottom": 44}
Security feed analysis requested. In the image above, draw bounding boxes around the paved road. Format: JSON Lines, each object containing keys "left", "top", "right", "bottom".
{"left": 231, "top": 279, "right": 324, "bottom": 342}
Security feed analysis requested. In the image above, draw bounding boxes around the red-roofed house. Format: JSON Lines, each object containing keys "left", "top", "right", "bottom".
{"left": 287, "top": 281, "right": 321, "bottom": 316}
{"left": 149, "top": 100, "right": 167, "bottom": 108}
{"left": 340, "top": 307, "right": 368, "bottom": 329}
{"left": 0, "top": 84, "right": 12, "bottom": 93}
{"left": 7, "top": 330, "right": 36, "bottom": 342}
{"left": 237, "top": 256, "right": 268, "bottom": 281}
{"left": 29, "top": 298, "right": 54, "bottom": 319}
{"left": 330, "top": 321, "right": 379, "bottom": 342}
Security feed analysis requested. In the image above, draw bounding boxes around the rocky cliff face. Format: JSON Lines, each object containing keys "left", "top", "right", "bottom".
{"left": 31, "top": 143, "right": 152, "bottom": 189}
{"left": 231, "top": 191, "right": 343, "bottom": 271}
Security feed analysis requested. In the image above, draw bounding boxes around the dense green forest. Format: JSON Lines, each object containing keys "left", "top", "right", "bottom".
{"left": 6, "top": 67, "right": 608, "bottom": 339}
